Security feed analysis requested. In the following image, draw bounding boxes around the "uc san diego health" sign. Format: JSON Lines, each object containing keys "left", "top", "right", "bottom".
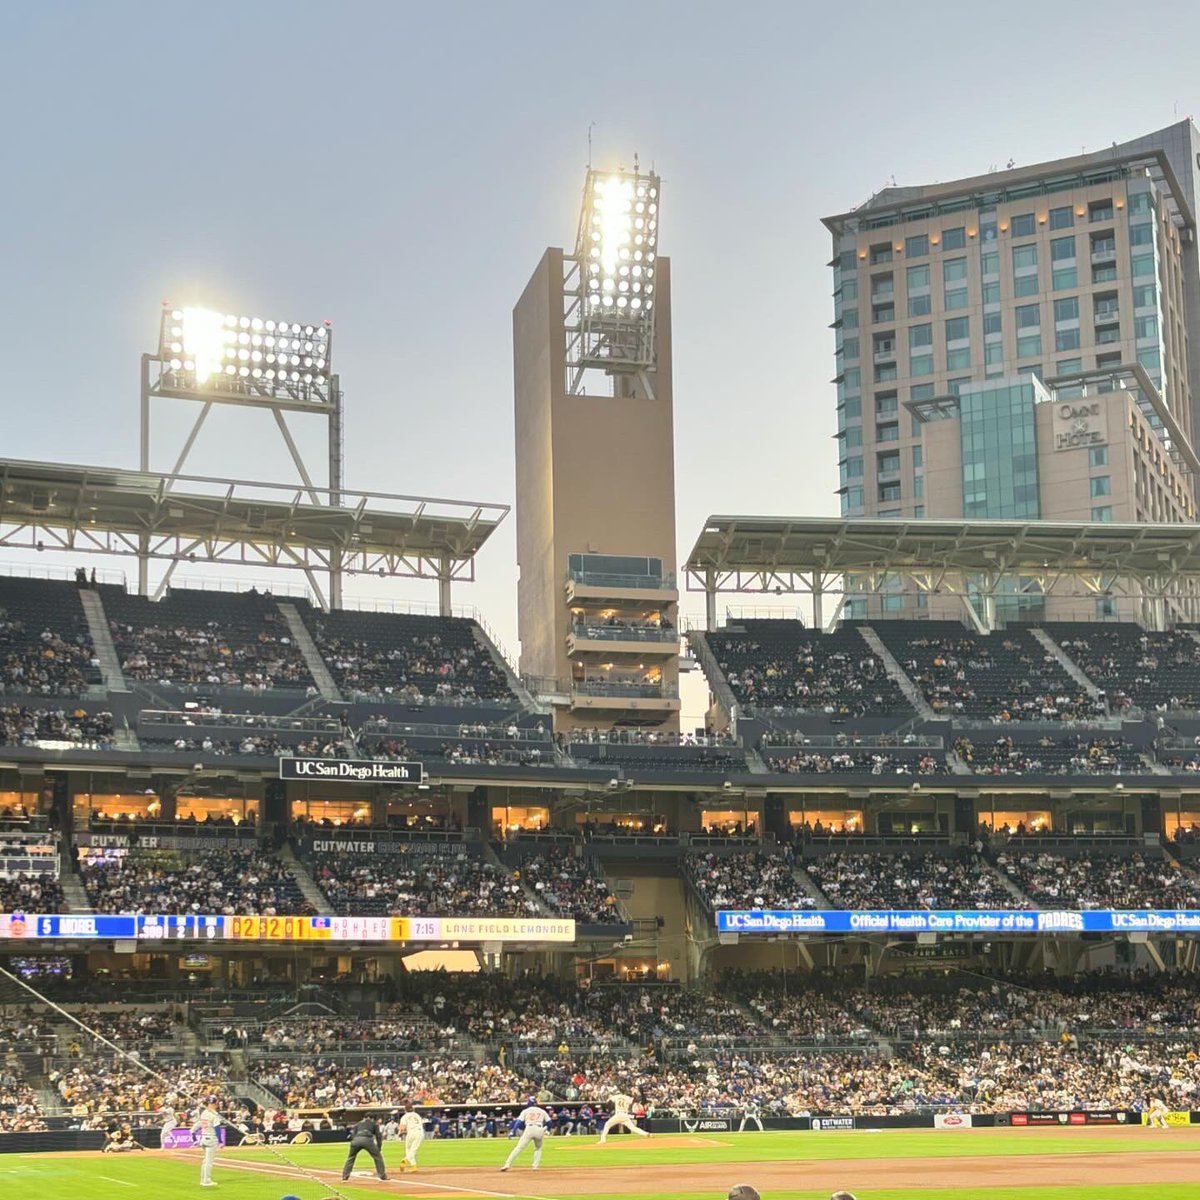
{"left": 279, "top": 757, "right": 425, "bottom": 784}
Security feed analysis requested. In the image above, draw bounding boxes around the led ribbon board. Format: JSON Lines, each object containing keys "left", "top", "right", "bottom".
{"left": 716, "top": 909, "right": 1200, "bottom": 934}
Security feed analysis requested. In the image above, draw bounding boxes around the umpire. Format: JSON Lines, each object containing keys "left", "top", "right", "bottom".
{"left": 342, "top": 1115, "right": 389, "bottom": 1181}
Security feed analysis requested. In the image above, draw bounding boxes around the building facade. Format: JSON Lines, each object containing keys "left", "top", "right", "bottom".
{"left": 823, "top": 124, "right": 1200, "bottom": 622}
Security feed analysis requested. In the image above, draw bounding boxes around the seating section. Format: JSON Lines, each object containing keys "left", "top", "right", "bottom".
{"left": 81, "top": 847, "right": 313, "bottom": 915}
{"left": 685, "top": 850, "right": 814, "bottom": 911}
{"left": 996, "top": 849, "right": 1200, "bottom": 908}
{"left": 0, "top": 1057, "right": 46, "bottom": 1131}
{"left": 1048, "top": 622, "right": 1200, "bottom": 712}
{"left": 953, "top": 734, "right": 1148, "bottom": 775}
{"left": 569, "top": 744, "right": 747, "bottom": 773}
{"left": 301, "top": 608, "right": 512, "bottom": 702}
{"left": 517, "top": 848, "right": 624, "bottom": 924}
{"left": 763, "top": 745, "right": 945, "bottom": 774}
{"left": 49, "top": 1057, "right": 236, "bottom": 1120}
{"left": 704, "top": 620, "right": 907, "bottom": 715}
{"left": 105, "top": 587, "right": 312, "bottom": 690}
{"left": 0, "top": 704, "right": 114, "bottom": 749}
{"left": 0, "top": 577, "right": 98, "bottom": 696}
{"left": 872, "top": 621, "right": 1103, "bottom": 721}
{"left": 804, "top": 850, "right": 1014, "bottom": 909}
{"left": 0, "top": 871, "right": 66, "bottom": 913}
{"left": 310, "top": 851, "right": 533, "bottom": 916}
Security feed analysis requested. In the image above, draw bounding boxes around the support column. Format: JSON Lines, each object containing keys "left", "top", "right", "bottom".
{"left": 704, "top": 569, "right": 717, "bottom": 632}
{"left": 138, "top": 355, "right": 152, "bottom": 597}
{"left": 438, "top": 558, "right": 452, "bottom": 617}
{"left": 812, "top": 571, "right": 824, "bottom": 632}
{"left": 328, "top": 375, "right": 344, "bottom": 611}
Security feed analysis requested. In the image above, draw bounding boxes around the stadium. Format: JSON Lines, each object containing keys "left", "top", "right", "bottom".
{"left": 5, "top": 21, "right": 1200, "bottom": 1200}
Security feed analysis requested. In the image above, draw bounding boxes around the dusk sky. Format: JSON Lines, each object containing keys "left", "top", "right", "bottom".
{"left": 3, "top": 3, "right": 1197, "bottom": 718}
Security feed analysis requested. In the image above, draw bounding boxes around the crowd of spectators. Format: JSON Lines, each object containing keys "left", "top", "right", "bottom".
{"left": 154, "top": 733, "right": 284, "bottom": 757}
{"left": 996, "top": 850, "right": 1200, "bottom": 909}
{"left": 50, "top": 1058, "right": 235, "bottom": 1118}
{"left": 518, "top": 850, "right": 623, "bottom": 924}
{"left": 0, "top": 625, "right": 94, "bottom": 697}
{"left": 685, "top": 849, "right": 813, "bottom": 912}
{"left": 805, "top": 850, "right": 1015, "bottom": 910}
{"left": 60, "top": 1008, "right": 177, "bottom": 1053}
{"left": 0, "top": 705, "right": 114, "bottom": 750}
{"left": 0, "top": 872, "right": 66, "bottom": 913}
{"left": 256, "top": 1014, "right": 440, "bottom": 1054}
{"left": 1050, "top": 625, "right": 1200, "bottom": 713}
{"left": 81, "top": 848, "right": 313, "bottom": 916}
{"left": 765, "top": 749, "right": 944, "bottom": 775}
{"left": 311, "top": 852, "right": 535, "bottom": 917}
{"left": 0, "top": 1059, "right": 46, "bottom": 1131}
{"left": 954, "top": 734, "right": 1144, "bottom": 776}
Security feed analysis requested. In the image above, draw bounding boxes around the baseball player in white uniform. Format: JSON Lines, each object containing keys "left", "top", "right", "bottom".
{"left": 399, "top": 1106, "right": 426, "bottom": 1171}
{"left": 159, "top": 1107, "right": 178, "bottom": 1150}
{"left": 1147, "top": 1097, "right": 1171, "bottom": 1128}
{"left": 598, "top": 1091, "right": 649, "bottom": 1142}
{"left": 501, "top": 1101, "right": 550, "bottom": 1171}
{"left": 739, "top": 1097, "right": 764, "bottom": 1132}
{"left": 191, "top": 1100, "right": 224, "bottom": 1187}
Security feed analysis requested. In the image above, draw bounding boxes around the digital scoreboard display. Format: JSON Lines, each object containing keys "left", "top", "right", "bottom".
{"left": 715, "top": 909, "right": 1200, "bottom": 934}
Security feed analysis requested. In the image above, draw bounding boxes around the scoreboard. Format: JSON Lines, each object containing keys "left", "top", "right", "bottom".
{"left": 2, "top": 914, "right": 575, "bottom": 943}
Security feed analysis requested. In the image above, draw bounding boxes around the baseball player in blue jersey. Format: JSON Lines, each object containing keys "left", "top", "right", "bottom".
{"left": 500, "top": 1100, "right": 550, "bottom": 1171}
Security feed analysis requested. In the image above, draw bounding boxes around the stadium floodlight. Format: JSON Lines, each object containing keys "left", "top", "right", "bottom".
{"left": 156, "top": 305, "right": 332, "bottom": 401}
{"left": 567, "top": 165, "right": 660, "bottom": 393}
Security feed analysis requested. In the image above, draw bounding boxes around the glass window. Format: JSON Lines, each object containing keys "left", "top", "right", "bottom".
{"left": 1128, "top": 191, "right": 1154, "bottom": 215}
{"left": 1089, "top": 476, "right": 1111, "bottom": 498}
{"left": 1017, "top": 334, "right": 1042, "bottom": 358}
{"left": 841, "top": 396, "right": 862, "bottom": 419}
{"left": 910, "top": 353, "right": 934, "bottom": 376}
{"left": 1139, "top": 346, "right": 1162, "bottom": 372}
{"left": 1132, "top": 253, "right": 1156, "bottom": 279}
{"left": 1011, "top": 213, "right": 1036, "bottom": 236}
{"left": 1050, "top": 235, "right": 1075, "bottom": 262}
{"left": 1049, "top": 206, "right": 1074, "bottom": 230}
{"left": 1053, "top": 296, "right": 1079, "bottom": 323}
{"left": 1135, "top": 314, "right": 1159, "bottom": 339}
{"left": 980, "top": 221, "right": 998, "bottom": 243}
{"left": 1093, "top": 264, "right": 1118, "bottom": 283}
{"left": 983, "top": 311, "right": 1002, "bottom": 335}
{"left": 943, "top": 257, "right": 968, "bottom": 282}
{"left": 982, "top": 282, "right": 1001, "bottom": 305}
{"left": 942, "top": 226, "right": 967, "bottom": 250}
{"left": 912, "top": 445, "right": 923, "bottom": 469}
{"left": 1014, "top": 274, "right": 1039, "bottom": 296}
{"left": 981, "top": 251, "right": 1000, "bottom": 276}
{"left": 1053, "top": 266, "right": 1078, "bottom": 290}
{"left": 875, "top": 392, "right": 898, "bottom": 415}
{"left": 842, "top": 336, "right": 860, "bottom": 360}
{"left": 1090, "top": 200, "right": 1114, "bottom": 222}
{"left": 907, "top": 264, "right": 930, "bottom": 290}
{"left": 947, "top": 377, "right": 970, "bottom": 395}
{"left": 878, "top": 451, "right": 900, "bottom": 473}
{"left": 947, "top": 347, "right": 971, "bottom": 370}
{"left": 1013, "top": 244, "right": 1038, "bottom": 269}
{"left": 1016, "top": 304, "right": 1040, "bottom": 329}
{"left": 879, "top": 482, "right": 901, "bottom": 502}
{"left": 842, "top": 278, "right": 859, "bottom": 301}
{"left": 985, "top": 343, "right": 1004, "bottom": 365}
{"left": 845, "top": 456, "right": 863, "bottom": 478}
{"left": 913, "top": 475, "right": 924, "bottom": 498}
{"left": 911, "top": 383, "right": 934, "bottom": 402}
{"left": 945, "top": 287, "right": 968, "bottom": 310}
{"left": 877, "top": 422, "right": 900, "bottom": 442}
{"left": 870, "top": 244, "right": 893, "bottom": 264}
{"left": 908, "top": 293, "right": 932, "bottom": 317}
{"left": 909, "top": 323, "right": 933, "bottom": 348}
{"left": 1132, "top": 284, "right": 1156, "bottom": 308}
{"left": 1055, "top": 328, "right": 1081, "bottom": 352}
{"left": 844, "top": 367, "right": 861, "bottom": 390}
{"left": 1091, "top": 505, "right": 1113, "bottom": 522}
{"left": 844, "top": 309, "right": 859, "bottom": 329}
{"left": 844, "top": 425, "right": 863, "bottom": 449}
{"left": 906, "top": 234, "right": 930, "bottom": 257}
{"left": 945, "top": 316, "right": 970, "bottom": 342}
{"left": 1088, "top": 446, "right": 1108, "bottom": 467}
{"left": 845, "top": 486, "right": 864, "bottom": 509}
{"left": 1129, "top": 223, "right": 1153, "bottom": 246}
{"left": 1056, "top": 358, "right": 1082, "bottom": 375}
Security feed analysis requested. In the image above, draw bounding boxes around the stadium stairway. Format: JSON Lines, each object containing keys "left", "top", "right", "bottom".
{"left": 78, "top": 587, "right": 130, "bottom": 693}
{"left": 278, "top": 843, "right": 336, "bottom": 916}
{"left": 471, "top": 623, "right": 541, "bottom": 712}
{"left": 857, "top": 626, "right": 934, "bottom": 719}
{"left": 989, "top": 860, "right": 1034, "bottom": 906}
{"left": 793, "top": 863, "right": 832, "bottom": 906}
{"left": 59, "top": 868, "right": 93, "bottom": 915}
{"left": 276, "top": 601, "right": 343, "bottom": 701}
{"left": 1029, "top": 628, "right": 1106, "bottom": 707}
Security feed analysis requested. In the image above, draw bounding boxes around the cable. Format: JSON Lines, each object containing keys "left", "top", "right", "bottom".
{"left": 0, "top": 964, "right": 357, "bottom": 1200}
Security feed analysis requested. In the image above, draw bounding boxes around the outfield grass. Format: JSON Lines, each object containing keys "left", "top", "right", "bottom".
{"left": 3, "top": 1128, "right": 1199, "bottom": 1200}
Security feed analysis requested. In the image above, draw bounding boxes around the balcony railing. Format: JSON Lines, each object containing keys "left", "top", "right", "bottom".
{"left": 575, "top": 681, "right": 679, "bottom": 699}
{"left": 1090, "top": 246, "right": 1117, "bottom": 263}
{"left": 571, "top": 624, "right": 678, "bottom": 643}
{"left": 568, "top": 570, "right": 676, "bottom": 590}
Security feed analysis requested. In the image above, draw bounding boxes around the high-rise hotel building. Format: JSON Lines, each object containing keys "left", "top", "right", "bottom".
{"left": 823, "top": 122, "right": 1200, "bottom": 619}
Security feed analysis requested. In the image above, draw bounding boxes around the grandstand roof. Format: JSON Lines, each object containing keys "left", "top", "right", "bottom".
{"left": 0, "top": 457, "right": 507, "bottom": 581}
{"left": 685, "top": 517, "right": 1200, "bottom": 593}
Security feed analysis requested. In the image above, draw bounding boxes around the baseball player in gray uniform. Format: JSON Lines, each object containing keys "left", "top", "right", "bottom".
{"left": 190, "top": 1099, "right": 224, "bottom": 1187}
{"left": 500, "top": 1101, "right": 550, "bottom": 1171}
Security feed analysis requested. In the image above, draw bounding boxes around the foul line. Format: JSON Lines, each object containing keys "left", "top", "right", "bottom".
{"left": 96, "top": 1175, "right": 136, "bottom": 1186}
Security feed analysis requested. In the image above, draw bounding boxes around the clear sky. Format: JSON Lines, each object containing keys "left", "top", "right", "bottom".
{"left": 2, "top": 2, "right": 1196, "bottom": 720}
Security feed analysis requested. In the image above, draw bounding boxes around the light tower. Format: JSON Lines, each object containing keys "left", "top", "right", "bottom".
{"left": 514, "top": 164, "right": 681, "bottom": 732}
{"left": 140, "top": 304, "right": 344, "bottom": 603}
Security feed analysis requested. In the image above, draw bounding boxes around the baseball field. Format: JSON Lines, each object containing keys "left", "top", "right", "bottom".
{"left": 4, "top": 1126, "right": 1200, "bottom": 1200}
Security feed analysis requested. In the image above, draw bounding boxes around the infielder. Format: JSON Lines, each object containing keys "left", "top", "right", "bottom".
{"left": 399, "top": 1105, "right": 426, "bottom": 1171}
{"left": 159, "top": 1106, "right": 178, "bottom": 1150}
{"left": 598, "top": 1091, "right": 649, "bottom": 1142}
{"left": 501, "top": 1101, "right": 550, "bottom": 1171}
{"left": 1147, "top": 1096, "right": 1171, "bottom": 1128}
{"left": 190, "top": 1098, "right": 225, "bottom": 1188}
{"left": 739, "top": 1097, "right": 764, "bottom": 1133}
{"left": 342, "top": 1115, "right": 389, "bottom": 1181}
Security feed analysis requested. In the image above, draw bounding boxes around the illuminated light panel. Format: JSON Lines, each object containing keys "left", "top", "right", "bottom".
{"left": 580, "top": 170, "right": 659, "bottom": 318}
{"left": 160, "top": 306, "right": 332, "bottom": 389}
